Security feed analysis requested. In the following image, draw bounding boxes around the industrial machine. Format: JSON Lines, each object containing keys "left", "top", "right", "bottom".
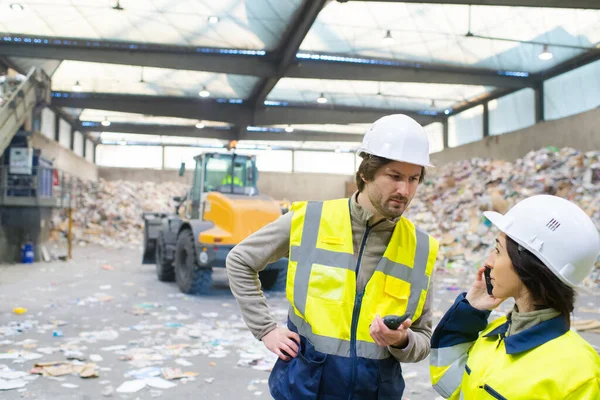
{"left": 142, "top": 151, "right": 288, "bottom": 294}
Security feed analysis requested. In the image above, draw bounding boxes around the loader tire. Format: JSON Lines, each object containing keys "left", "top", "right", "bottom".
{"left": 259, "top": 268, "right": 287, "bottom": 292}
{"left": 156, "top": 235, "right": 175, "bottom": 282}
{"left": 175, "top": 229, "right": 213, "bottom": 295}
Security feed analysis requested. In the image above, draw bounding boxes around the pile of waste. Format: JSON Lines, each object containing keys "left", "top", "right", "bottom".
{"left": 51, "top": 180, "right": 188, "bottom": 248}
{"left": 405, "top": 146, "right": 600, "bottom": 286}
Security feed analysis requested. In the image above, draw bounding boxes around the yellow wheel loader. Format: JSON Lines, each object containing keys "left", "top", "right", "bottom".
{"left": 142, "top": 152, "right": 287, "bottom": 294}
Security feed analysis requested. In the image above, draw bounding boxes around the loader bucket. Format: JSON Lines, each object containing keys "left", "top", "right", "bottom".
{"left": 142, "top": 213, "right": 166, "bottom": 264}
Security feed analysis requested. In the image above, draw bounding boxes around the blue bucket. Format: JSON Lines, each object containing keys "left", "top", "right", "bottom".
{"left": 21, "top": 243, "right": 34, "bottom": 264}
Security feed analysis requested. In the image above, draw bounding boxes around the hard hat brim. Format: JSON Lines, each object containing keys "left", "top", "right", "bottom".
{"left": 357, "top": 148, "right": 434, "bottom": 168}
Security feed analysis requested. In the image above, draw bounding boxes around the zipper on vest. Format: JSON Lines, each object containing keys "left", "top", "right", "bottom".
{"left": 349, "top": 220, "right": 381, "bottom": 399}
{"left": 479, "top": 384, "right": 507, "bottom": 400}
{"left": 348, "top": 217, "right": 386, "bottom": 399}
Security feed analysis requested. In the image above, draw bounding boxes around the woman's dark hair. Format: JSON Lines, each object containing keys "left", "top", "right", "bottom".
{"left": 355, "top": 154, "right": 426, "bottom": 192}
{"left": 505, "top": 235, "right": 575, "bottom": 327}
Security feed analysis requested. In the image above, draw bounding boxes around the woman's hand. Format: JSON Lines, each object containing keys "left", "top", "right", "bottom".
{"left": 466, "top": 267, "right": 504, "bottom": 311}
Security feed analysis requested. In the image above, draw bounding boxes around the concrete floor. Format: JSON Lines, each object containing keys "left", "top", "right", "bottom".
{"left": 1, "top": 245, "right": 599, "bottom": 400}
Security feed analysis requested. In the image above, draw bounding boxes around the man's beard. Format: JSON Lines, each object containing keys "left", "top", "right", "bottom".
{"left": 367, "top": 187, "right": 410, "bottom": 220}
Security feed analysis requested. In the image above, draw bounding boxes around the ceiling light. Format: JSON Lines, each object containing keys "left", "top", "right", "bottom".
{"left": 208, "top": 16, "right": 220, "bottom": 24}
{"left": 285, "top": 125, "right": 294, "bottom": 133}
{"left": 444, "top": 109, "right": 451, "bottom": 115}
{"left": 72, "top": 81, "right": 83, "bottom": 92}
{"left": 199, "top": 87, "right": 210, "bottom": 98}
{"left": 101, "top": 118, "right": 111, "bottom": 127}
{"left": 195, "top": 122, "right": 205, "bottom": 129}
{"left": 317, "top": 93, "right": 328, "bottom": 104}
{"left": 10, "top": 3, "right": 24, "bottom": 11}
{"left": 539, "top": 45, "right": 553, "bottom": 60}
{"left": 382, "top": 30, "right": 395, "bottom": 46}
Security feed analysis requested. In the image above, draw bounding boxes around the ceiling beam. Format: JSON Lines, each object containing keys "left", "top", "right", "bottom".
{"left": 534, "top": 48, "right": 600, "bottom": 81}
{"left": 81, "top": 122, "right": 363, "bottom": 143}
{"left": 445, "top": 47, "right": 600, "bottom": 117}
{"left": 0, "top": 36, "right": 275, "bottom": 77}
{"left": 341, "top": 0, "right": 600, "bottom": 9}
{"left": 52, "top": 92, "right": 440, "bottom": 126}
{"left": 83, "top": 123, "right": 234, "bottom": 140}
{"left": 0, "top": 34, "right": 531, "bottom": 87}
{"left": 287, "top": 60, "right": 532, "bottom": 88}
{"left": 249, "top": 0, "right": 328, "bottom": 106}
{"left": 52, "top": 92, "right": 253, "bottom": 125}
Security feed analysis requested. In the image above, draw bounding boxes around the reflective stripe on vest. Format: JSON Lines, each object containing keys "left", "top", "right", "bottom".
{"left": 287, "top": 199, "right": 438, "bottom": 359}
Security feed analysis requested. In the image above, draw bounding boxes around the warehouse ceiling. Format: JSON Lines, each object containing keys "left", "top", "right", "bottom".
{"left": 1, "top": 0, "right": 600, "bottom": 149}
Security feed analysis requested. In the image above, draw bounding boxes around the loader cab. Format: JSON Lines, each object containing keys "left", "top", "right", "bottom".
{"left": 189, "top": 152, "right": 258, "bottom": 219}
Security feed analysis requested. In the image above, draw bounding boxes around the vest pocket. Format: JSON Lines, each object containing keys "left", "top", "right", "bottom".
{"left": 482, "top": 384, "right": 507, "bottom": 400}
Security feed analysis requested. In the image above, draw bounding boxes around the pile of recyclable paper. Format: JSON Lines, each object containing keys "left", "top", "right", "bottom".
{"left": 405, "top": 146, "right": 600, "bottom": 286}
{"left": 52, "top": 179, "right": 188, "bottom": 248}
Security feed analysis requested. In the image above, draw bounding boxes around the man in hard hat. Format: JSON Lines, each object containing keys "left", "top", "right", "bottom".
{"left": 226, "top": 114, "right": 439, "bottom": 399}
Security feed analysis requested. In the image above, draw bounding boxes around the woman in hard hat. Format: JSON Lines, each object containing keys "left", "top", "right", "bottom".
{"left": 430, "top": 194, "right": 600, "bottom": 399}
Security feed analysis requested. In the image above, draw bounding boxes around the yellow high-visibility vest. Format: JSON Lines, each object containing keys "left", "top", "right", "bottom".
{"left": 286, "top": 198, "right": 439, "bottom": 359}
{"left": 430, "top": 294, "right": 600, "bottom": 399}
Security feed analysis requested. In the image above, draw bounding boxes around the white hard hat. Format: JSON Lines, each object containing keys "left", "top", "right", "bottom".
{"left": 358, "top": 114, "right": 433, "bottom": 167}
{"left": 484, "top": 195, "right": 600, "bottom": 287}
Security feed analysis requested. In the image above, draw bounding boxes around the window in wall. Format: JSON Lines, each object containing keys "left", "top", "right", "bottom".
{"left": 85, "top": 139, "right": 94, "bottom": 163}
{"left": 96, "top": 145, "right": 162, "bottom": 169}
{"left": 41, "top": 108, "right": 55, "bottom": 140}
{"left": 59, "top": 119, "right": 71, "bottom": 149}
{"left": 448, "top": 105, "right": 483, "bottom": 147}
{"left": 544, "top": 59, "right": 600, "bottom": 121}
{"left": 234, "top": 149, "right": 293, "bottom": 173}
{"left": 74, "top": 131, "right": 84, "bottom": 157}
{"left": 424, "top": 122, "right": 444, "bottom": 153}
{"left": 294, "top": 151, "right": 355, "bottom": 175}
{"left": 489, "top": 88, "right": 535, "bottom": 136}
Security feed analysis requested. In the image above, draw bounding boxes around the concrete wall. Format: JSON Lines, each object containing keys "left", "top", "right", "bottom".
{"left": 98, "top": 167, "right": 353, "bottom": 202}
{"left": 431, "top": 106, "right": 600, "bottom": 166}
{"left": 31, "top": 132, "right": 98, "bottom": 181}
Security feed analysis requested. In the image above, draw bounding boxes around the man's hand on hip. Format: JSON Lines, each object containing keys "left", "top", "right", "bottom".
{"left": 261, "top": 326, "right": 300, "bottom": 361}
{"left": 370, "top": 315, "right": 412, "bottom": 348}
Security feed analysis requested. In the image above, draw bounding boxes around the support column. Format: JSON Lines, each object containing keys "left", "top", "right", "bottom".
{"left": 82, "top": 136, "right": 87, "bottom": 159}
{"left": 93, "top": 144, "right": 97, "bottom": 164}
{"left": 535, "top": 82, "right": 545, "bottom": 123}
{"left": 54, "top": 112, "right": 59, "bottom": 142}
{"left": 161, "top": 145, "right": 166, "bottom": 170}
{"left": 442, "top": 119, "right": 449, "bottom": 149}
{"left": 70, "top": 127, "right": 75, "bottom": 150}
{"left": 483, "top": 102, "right": 490, "bottom": 138}
{"left": 291, "top": 150, "right": 295, "bottom": 173}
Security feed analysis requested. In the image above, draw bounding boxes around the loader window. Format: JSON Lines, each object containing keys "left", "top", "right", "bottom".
{"left": 203, "top": 155, "right": 256, "bottom": 195}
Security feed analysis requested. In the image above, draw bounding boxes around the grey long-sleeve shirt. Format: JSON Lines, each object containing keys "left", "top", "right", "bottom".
{"left": 225, "top": 192, "right": 435, "bottom": 363}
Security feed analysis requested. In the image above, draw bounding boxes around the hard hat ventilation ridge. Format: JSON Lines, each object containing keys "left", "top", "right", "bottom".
{"left": 546, "top": 218, "right": 561, "bottom": 231}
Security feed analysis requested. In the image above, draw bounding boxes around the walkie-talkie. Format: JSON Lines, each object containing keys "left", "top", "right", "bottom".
{"left": 383, "top": 313, "right": 411, "bottom": 330}
{"left": 484, "top": 267, "right": 494, "bottom": 296}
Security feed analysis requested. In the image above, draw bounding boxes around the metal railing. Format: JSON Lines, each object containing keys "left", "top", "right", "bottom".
{"left": 0, "top": 165, "right": 85, "bottom": 208}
